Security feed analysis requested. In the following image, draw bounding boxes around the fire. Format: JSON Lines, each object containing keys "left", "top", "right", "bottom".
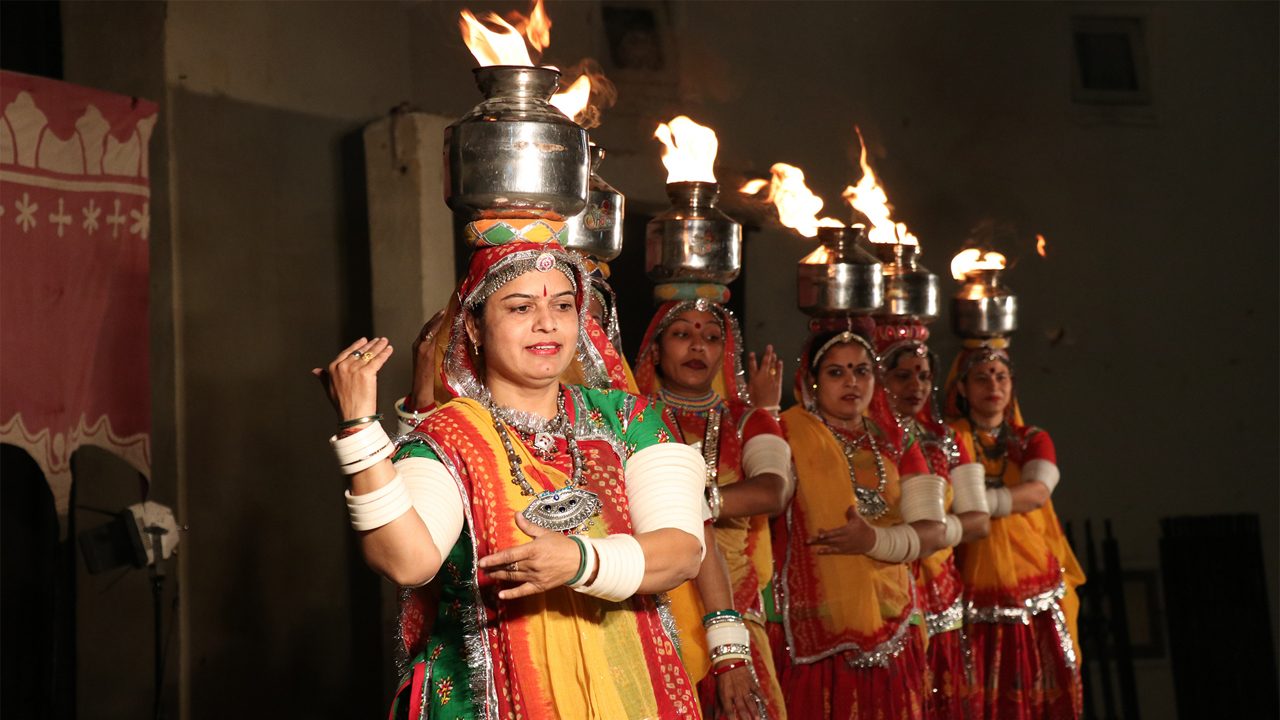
{"left": 741, "top": 163, "right": 844, "bottom": 238}
{"left": 459, "top": 8, "right": 537, "bottom": 67}
{"left": 1036, "top": 233, "right": 1048, "bottom": 257}
{"left": 950, "top": 248, "right": 1007, "bottom": 281}
{"left": 841, "top": 128, "right": 918, "bottom": 246}
{"left": 739, "top": 178, "right": 768, "bottom": 194}
{"left": 655, "top": 116, "right": 719, "bottom": 184}
{"left": 549, "top": 74, "right": 592, "bottom": 121}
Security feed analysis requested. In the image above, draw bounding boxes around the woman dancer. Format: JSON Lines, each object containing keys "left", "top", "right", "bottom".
{"left": 635, "top": 298, "right": 793, "bottom": 719}
{"left": 877, "top": 323, "right": 990, "bottom": 719}
{"left": 773, "top": 321, "right": 948, "bottom": 719}
{"left": 318, "top": 222, "right": 707, "bottom": 719}
{"left": 943, "top": 343, "right": 1085, "bottom": 719}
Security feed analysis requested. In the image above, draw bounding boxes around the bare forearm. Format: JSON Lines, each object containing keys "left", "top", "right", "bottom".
{"left": 1010, "top": 481, "right": 1050, "bottom": 514}
{"left": 719, "top": 473, "right": 789, "bottom": 519}
{"left": 634, "top": 528, "right": 702, "bottom": 594}
{"left": 958, "top": 511, "right": 990, "bottom": 543}
{"left": 693, "top": 525, "right": 735, "bottom": 611}
{"left": 910, "top": 520, "right": 948, "bottom": 557}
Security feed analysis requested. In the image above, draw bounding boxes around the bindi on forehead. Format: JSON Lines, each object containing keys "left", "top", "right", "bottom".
{"left": 694, "top": 322, "right": 702, "bottom": 329}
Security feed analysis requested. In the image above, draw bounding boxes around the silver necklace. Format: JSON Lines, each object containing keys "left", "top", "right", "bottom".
{"left": 821, "top": 414, "right": 889, "bottom": 520}
{"left": 970, "top": 419, "right": 1009, "bottom": 488}
{"left": 487, "top": 388, "right": 601, "bottom": 533}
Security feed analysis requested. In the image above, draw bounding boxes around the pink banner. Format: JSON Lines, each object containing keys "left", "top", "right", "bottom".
{"left": 0, "top": 71, "right": 156, "bottom": 515}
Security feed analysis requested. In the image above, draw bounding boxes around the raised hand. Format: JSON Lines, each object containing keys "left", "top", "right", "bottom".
{"left": 808, "top": 505, "right": 876, "bottom": 555}
{"left": 312, "top": 337, "right": 394, "bottom": 421}
{"left": 746, "top": 344, "right": 784, "bottom": 410}
{"left": 409, "top": 310, "right": 446, "bottom": 409}
{"left": 477, "top": 512, "right": 583, "bottom": 600}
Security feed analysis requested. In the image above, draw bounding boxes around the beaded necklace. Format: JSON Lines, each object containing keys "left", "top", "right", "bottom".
{"left": 486, "top": 387, "right": 600, "bottom": 533}
{"left": 819, "top": 413, "right": 889, "bottom": 520}
{"left": 969, "top": 418, "right": 1010, "bottom": 488}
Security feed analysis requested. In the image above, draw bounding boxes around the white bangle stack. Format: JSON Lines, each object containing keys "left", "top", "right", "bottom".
{"left": 331, "top": 421, "right": 395, "bottom": 475}
{"left": 985, "top": 487, "right": 1013, "bottom": 518}
{"left": 741, "top": 433, "right": 792, "bottom": 479}
{"left": 867, "top": 524, "right": 922, "bottom": 563}
{"left": 704, "top": 611, "right": 751, "bottom": 664}
{"left": 943, "top": 514, "right": 964, "bottom": 547}
{"left": 574, "top": 534, "right": 645, "bottom": 602}
{"left": 950, "top": 463, "right": 990, "bottom": 515}
{"left": 625, "top": 444, "right": 707, "bottom": 558}
{"left": 899, "top": 474, "right": 947, "bottom": 523}
{"left": 345, "top": 472, "right": 414, "bottom": 531}
{"left": 1022, "top": 459, "right": 1061, "bottom": 495}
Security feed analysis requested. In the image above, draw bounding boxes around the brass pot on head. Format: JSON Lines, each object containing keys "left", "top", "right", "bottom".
{"left": 444, "top": 65, "right": 590, "bottom": 220}
{"left": 563, "top": 143, "right": 624, "bottom": 261}
{"left": 868, "top": 242, "right": 940, "bottom": 321}
{"left": 952, "top": 268, "right": 1017, "bottom": 338}
{"left": 796, "top": 226, "right": 884, "bottom": 317}
{"left": 645, "top": 181, "right": 741, "bottom": 285}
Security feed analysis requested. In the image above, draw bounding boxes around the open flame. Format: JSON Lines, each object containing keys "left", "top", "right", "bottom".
{"left": 841, "top": 128, "right": 918, "bottom": 246}
{"left": 950, "top": 248, "right": 1007, "bottom": 281}
{"left": 740, "top": 163, "right": 843, "bottom": 238}
{"left": 1036, "top": 233, "right": 1048, "bottom": 257}
{"left": 549, "top": 74, "right": 592, "bottom": 121}
{"left": 655, "top": 116, "right": 718, "bottom": 184}
{"left": 459, "top": 6, "right": 541, "bottom": 67}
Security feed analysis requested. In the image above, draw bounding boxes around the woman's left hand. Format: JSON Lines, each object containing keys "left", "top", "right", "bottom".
{"left": 715, "top": 663, "right": 764, "bottom": 720}
{"left": 478, "top": 512, "right": 582, "bottom": 600}
{"left": 746, "top": 345, "right": 783, "bottom": 411}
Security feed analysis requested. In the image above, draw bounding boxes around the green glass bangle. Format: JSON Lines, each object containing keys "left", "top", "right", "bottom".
{"left": 565, "top": 535, "right": 588, "bottom": 586}
{"left": 338, "top": 414, "right": 383, "bottom": 430}
{"left": 701, "top": 608, "right": 742, "bottom": 624}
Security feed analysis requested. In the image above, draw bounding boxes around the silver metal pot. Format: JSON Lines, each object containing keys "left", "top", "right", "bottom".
{"left": 868, "top": 242, "right": 940, "bottom": 321}
{"left": 444, "top": 66, "right": 590, "bottom": 220}
{"left": 952, "top": 268, "right": 1017, "bottom": 338}
{"left": 645, "top": 182, "right": 741, "bottom": 284}
{"left": 796, "top": 226, "right": 884, "bottom": 316}
{"left": 563, "top": 144, "right": 624, "bottom": 260}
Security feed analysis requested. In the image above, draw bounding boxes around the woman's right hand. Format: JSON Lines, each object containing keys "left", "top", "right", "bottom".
{"left": 808, "top": 505, "right": 876, "bottom": 555}
{"left": 312, "top": 337, "right": 393, "bottom": 421}
{"left": 409, "top": 310, "right": 446, "bottom": 409}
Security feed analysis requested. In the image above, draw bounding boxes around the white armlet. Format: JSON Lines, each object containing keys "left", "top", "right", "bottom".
{"left": 1022, "top": 459, "right": 1060, "bottom": 495}
{"left": 986, "top": 487, "right": 1013, "bottom": 518}
{"left": 943, "top": 514, "right": 964, "bottom": 547}
{"left": 346, "top": 473, "right": 414, "bottom": 531}
{"left": 578, "top": 534, "right": 645, "bottom": 602}
{"left": 867, "top": 523, "right": 922, "bottom": 563}
{"left": 950, "top": 463, "right": 989, "bottom": 515}
{"left": 900, "top": 474, "right": 947, "bottom": 523}
{"left": 741, "top": 433, "right": 792, "bottom": 479}
{"left": 397, "top": 456, "right": 465, "bottom": 563}
{"left": 625, "top": 443, "right": 707, "bottom": 559}
{"left": 395, "top": 396, "right": 437, "bottom": 436}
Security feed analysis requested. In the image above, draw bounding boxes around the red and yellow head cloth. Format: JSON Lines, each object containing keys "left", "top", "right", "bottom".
{"left": 633, "top": 298, "right": 749, "bottom": 403}
{"left": 940, "top": 336, "right": 1025, "bottom": 426}
{"left": 422, "top": 218, "right": 631, "bottom": 403}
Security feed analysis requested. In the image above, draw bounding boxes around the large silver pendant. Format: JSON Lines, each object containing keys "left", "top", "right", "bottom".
{"left": 522, "top": 487, "right": 602, "bottom": 533}
{"left": 855, "top": 487, "right": 889, "bottom": 520}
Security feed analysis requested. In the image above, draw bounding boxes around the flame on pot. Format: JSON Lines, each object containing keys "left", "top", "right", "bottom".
{"left": 1036, "top": 234, "right": 1048, "bottom": 257}
{"left": 549, "top": 74, "right": 592, "bottom": 121}
{"left": 950, "top": 248, "right": 1007, "bottom": 281}
{"left": 841, "top": 127, "right": 918, "bottom": 246}
{"left": 740, "top": 163, "right": 843, "bottom": 238}
{"left": 655, "top": 116, "right": 719, "bottom": 184}
{"left": 459, "top": 6, "right": 542, "bottom": 67}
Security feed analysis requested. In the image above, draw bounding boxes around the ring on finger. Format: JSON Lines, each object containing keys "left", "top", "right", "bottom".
{"left": 359, "top": 351, "right": 377, "bottom": 363}
{"left": 350, "top": 350, "right": 362, "bottom": 359}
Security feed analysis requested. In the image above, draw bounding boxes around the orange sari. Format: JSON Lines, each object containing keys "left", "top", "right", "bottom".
{"left": 774, "top": 406, "right": 928, "bottom": 719}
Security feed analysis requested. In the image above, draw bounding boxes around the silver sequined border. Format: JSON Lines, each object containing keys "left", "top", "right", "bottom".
{"left": 780, "top": 497, "right": 921, "bottom": 669}
{"left": 964, "top": 579, "right": 1076, "bottom": 671}
{"left": 925, "top": 596, "right": 966, "bottom": 638}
